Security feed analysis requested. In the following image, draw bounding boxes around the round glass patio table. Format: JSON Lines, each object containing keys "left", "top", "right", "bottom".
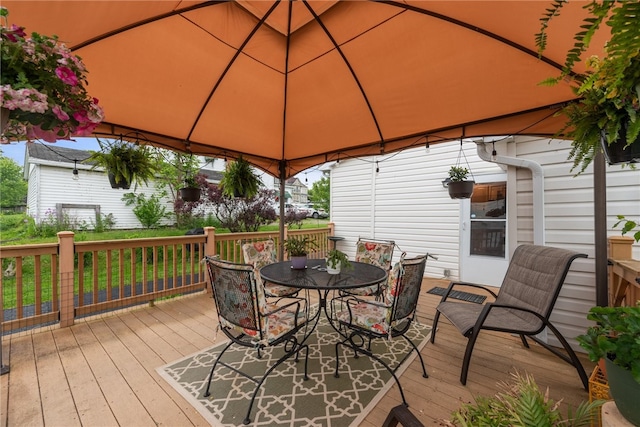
{"left": 260, "top": 259, "right": 387, "bottom": 337}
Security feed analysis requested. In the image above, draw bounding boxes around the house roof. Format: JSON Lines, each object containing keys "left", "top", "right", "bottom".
{"left": 25, "top": 144, "right": 222, "bottom": 182}
{"left": 27, "top": 143, "right": 93, "bottom": 165}
{"left": 199, "top": 169, "right": 224, "bottom": 182}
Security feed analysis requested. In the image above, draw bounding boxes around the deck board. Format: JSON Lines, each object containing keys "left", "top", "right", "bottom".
{"left": 1, "top": 278, "right": 595, "bottom": 426}
{"left": 32, "top": 331, "right": 80, "bottom": 427}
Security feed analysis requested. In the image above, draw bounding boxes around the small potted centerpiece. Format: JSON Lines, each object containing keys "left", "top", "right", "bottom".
{"left": 284, "top": 236, "right": 317, "bottom": 269}
{"left": 576, "top": 304, "right": 640, "bottom": 426}
{"left": 447, "top": 166, "right": 474, "bottom": 199}
{"left": 326, "top": 249, "right": 351, "bottom": 275}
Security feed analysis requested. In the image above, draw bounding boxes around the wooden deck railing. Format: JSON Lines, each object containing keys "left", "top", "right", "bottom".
{"left": 1, "top": 225, "right": 334, "bottom": 333}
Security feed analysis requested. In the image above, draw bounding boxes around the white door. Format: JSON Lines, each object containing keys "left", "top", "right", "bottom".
{"left": 460, "top": 177, "right": 509, "bottom": 286}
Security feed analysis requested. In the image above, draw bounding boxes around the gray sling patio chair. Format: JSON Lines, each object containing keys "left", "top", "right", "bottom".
{"left": 203, "top": 256, "right": 310, "bottom": 425}
{"left": 430, "top": 244, "right": 589, "bottom": 389}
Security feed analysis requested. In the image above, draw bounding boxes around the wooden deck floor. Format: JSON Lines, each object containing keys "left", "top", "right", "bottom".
{"left": 1, "top": 278, "right": 595, "bottom": 427}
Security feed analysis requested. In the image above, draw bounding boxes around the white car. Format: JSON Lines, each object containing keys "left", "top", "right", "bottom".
{"left": 303, "top": 203, "right": 328, "bottom": 219}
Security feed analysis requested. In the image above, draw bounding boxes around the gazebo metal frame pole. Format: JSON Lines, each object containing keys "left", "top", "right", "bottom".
{"left": 278, "top": 161, "right": 286, "bottom": 261}
{"left": 594, "top": 150, "right": 609, "bottom": 307}
{"left": 1, "top": 330, "right": 8, "bottom": 375}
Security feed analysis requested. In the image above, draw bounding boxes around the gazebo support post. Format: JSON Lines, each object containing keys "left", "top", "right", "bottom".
{"left": 594, "top": 150, "right": 609, "bottom": 307}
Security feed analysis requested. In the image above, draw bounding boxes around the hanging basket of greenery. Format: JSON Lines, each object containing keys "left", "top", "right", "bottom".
{"left": 219, "top": 155, "right": 262, "bottom": 198}
{"left": 178, "top": 176, "right": 201, "bottom": 202}
{"left": 536, "top": 1, "right": 640, "bottom": 173}
{"left": 86, "top": 137, "right": 159, "bottom": 189}
{"left": 108, "top": 172, "right": 131, "bottom": 189}
{"left": 447, "top": 141, "right": 475, "bottom": 199}
{"left": 599, "top": 120, "right": 640, "bottom": 165}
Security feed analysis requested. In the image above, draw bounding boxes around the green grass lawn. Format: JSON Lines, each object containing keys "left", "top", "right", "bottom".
{"left": 0, "top": 213, "right": 329, "bottom": 246}
{"left": 0, "top": 214, "right": 329, "bottom": 309}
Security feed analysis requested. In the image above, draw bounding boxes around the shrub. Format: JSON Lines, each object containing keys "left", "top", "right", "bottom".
{"left": 122, "top": 192, "right": 170, "bottom": 229}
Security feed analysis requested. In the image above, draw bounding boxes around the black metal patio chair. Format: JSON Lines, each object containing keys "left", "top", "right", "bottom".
{"left": 332, "top": 253, "right": 429, "bottom": 406}
{"left": 430, "top": 244, "right": 589, "bottom": 389}
{"left": 203, "top": 256, "right": 310, "bottom": 425}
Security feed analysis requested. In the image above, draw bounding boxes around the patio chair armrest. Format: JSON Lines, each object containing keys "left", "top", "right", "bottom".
{"left": 440, "top": 280, "right": 498, "bottom": 302}
{"left": 333, "top": 295, "right": 389, "bottom": 309}
{"left": 481, "top": 302, "right": 546, "bottom": 322}
{"left": 263, "top": 297, "right": 307, "bottom": 319}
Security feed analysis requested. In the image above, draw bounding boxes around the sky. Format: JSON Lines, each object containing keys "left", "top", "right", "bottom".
{"left": 0, "top": 139, "right": 325, "bottom": 187}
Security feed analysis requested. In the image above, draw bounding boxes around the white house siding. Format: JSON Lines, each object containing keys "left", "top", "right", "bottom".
{"left": 330, "top": 136, "right": 640, "bottom": 350}
{"left": 27, "top": 163, "right": 174, "bottom": 229}
{"left": 512, "top": 136, "right": 640, "bottom": 347}
{"left": 330, "top": 142, "right": 504, "bottom": 280}
{"left": 26, "top": 163, "right": 40, "bottom": 217}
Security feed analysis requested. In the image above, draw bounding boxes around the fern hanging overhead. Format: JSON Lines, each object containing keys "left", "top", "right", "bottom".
{"left": 219, "top": 155, "right": 262, "bottom": 198}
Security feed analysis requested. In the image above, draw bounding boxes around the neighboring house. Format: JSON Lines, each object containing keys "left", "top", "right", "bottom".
{"left": 273, "top": 176, "right": 309, "bottom": 204}
{"left": 285, "top": 177, "right": 309, "bottom": 203}
{"left": 24, "top": 144, "right": 220, "bottom": 229}
{"left": 329, "top": 136, "right": 640, "bottom": 350}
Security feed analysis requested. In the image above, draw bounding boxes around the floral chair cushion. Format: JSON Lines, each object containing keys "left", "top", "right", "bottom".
{"left": 347, "top": 239, "right": 395, "bottom": 297}
{"left": 355, "top": 239, "right": 394, "bottom": 270}
{"left": 335, "top": 301, "right": 392, "bottom": 335}
{"left": 206, "top": 257, "right": 306, "bottom": 344}
{"left": 242, "top": 240, "right": 277, "bottom": 270}
{"left": 383, "top": 259, "right": 403, "bottom": 307}
{"left": 334, "top": 253, "right": 422, "bottom": 337}
{"left": 242, "top": 240, "right": 298, "bottom": 297}
{"left": 219, "top": 301, "right": 306, "bottom": 344}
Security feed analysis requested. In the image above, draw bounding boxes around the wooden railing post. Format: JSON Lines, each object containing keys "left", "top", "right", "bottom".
{"left": 608, "top": 236, "right": 638, "bottom": 307}
{"left": 58, "top": 231, "right": 75, "bottom": 327}
{"left": 283, "top": 227, "right": 289, "bottom": 260}
{"left": 203, "top": 227, "right": 216, "bottom": 293}
{"left": 329, "top": 222, "right": 336, "bottom": 236}
{"left": 608, "top": 235, "right": 634, "bottom": 259}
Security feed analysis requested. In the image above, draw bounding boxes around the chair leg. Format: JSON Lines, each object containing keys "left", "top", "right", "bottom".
{"left": 460, "top": 331, "right": 480, "bottom": 385}
{"left": 430, "top": 310, "right": 441, "bottom": 343}
{"left": 538, "top": 323, "right": 589, "bottom": 390}
{"left": 335, "top": 334, "right": 409, "bottom": 406}
{"left": 203, "top": 340, "right": 234, "bottom": 397}
{"left": 401, "top": 335, "right": 428, "bottom": 378}
{"left": 243, "top": 342, "right": 309, "bottom": 425}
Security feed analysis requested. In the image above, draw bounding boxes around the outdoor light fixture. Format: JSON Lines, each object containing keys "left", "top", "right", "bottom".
{"left": 72, "top": 159, "right": 79, "bottom": 180}
{"left": 425, "top": 136, "right": 430, "bottom": 153}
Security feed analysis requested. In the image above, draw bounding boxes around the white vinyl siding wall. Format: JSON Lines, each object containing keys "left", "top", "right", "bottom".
{"left": 330, "top": 142, "right": 504, "bottom": 280}
{"left": 513, "top": 136, "right": 640, "bottom": 346}
{"left": 27, "top": 163, "right": 174, "bottom": 229}
{"left": 330, "top": 137, "right": 640, "bottom": 350}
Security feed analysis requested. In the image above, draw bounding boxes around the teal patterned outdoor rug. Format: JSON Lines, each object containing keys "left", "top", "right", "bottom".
{"left": 157, "top": 311, "right": 431, "bottom": 427}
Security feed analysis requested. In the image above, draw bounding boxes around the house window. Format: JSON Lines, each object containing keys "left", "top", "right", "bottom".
{"left": 469, "top": 182, "right": 506, "bottom": 257}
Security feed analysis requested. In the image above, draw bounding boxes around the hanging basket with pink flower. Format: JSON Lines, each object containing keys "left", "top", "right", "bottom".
{"left": 0, "top": 7, "right": 104, "bottom": 143}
